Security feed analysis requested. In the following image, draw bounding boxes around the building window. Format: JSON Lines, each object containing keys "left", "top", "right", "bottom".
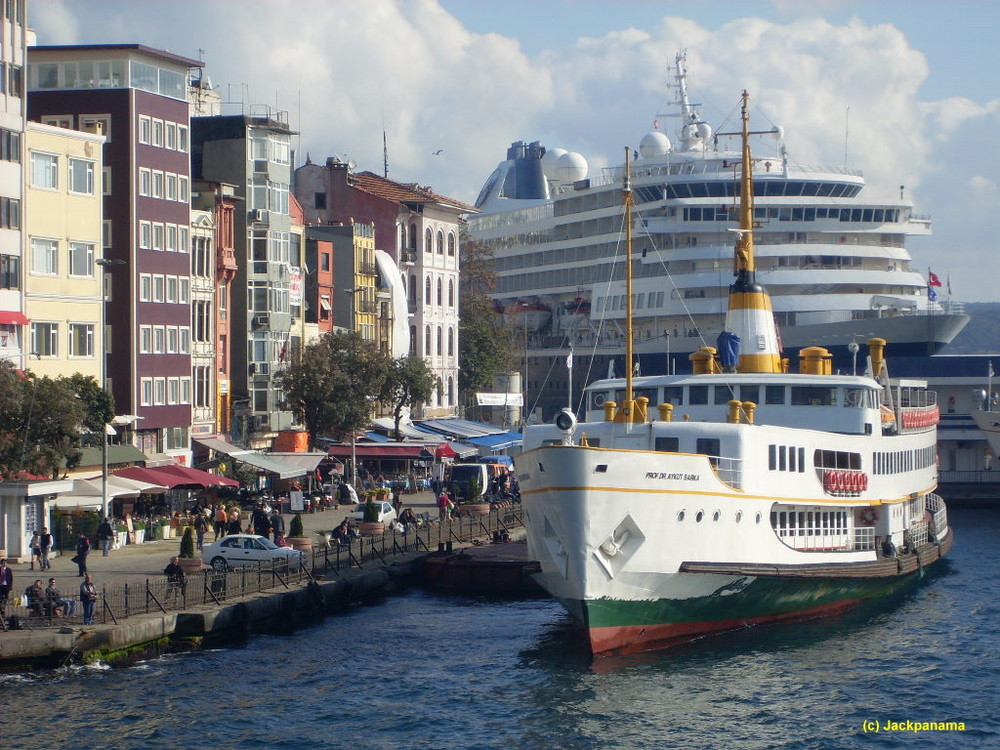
{"left": 448, "top": 279, "right": 454, "bottom": 307}
{"left": 154, "top": 378, "right": 166, "bottom": 405}
{"left": 177, "top": 125, "right": 188, "bottom": 152}
{"left": 139, "top": 168, "right": 151, "bottom": 196}
{"left": 424, "top": 325, "right": 431, "bottom": 354}
{"left": 0, "top": 254, "right": 19, "bottom": 290}
{"left": 320, "top": 252, "right": 330, "bottom": 271}
{"left": 425, "top": 227, "right": 432, "bottom": 253}
{"left": 165, "top": 122, "right": 176, "bottom": 150}
{"left": 30, "top": 322, "right": 58, "bottom": 357}
{"left": 139, "top": 221, "right": 152, "bottom": 249}
{"left": 424, "top": 276, "right": 431, "bottom": 304}
{"left": 152, "top": 170, "right": 164, "bottom": 198}
{"left": 437, "top": 230, "right": 444, "bottom": 254}
{"left": 30, "top": 238, "right": 58, "bottom": 275}
{"left": 166, "top": 173, "right": 177, "bottom": 201}
{"left": 140, "top": 378, "right": 153, "bottom": 406}
{"left": 0, "top": 196, "right": 20, "bottom": 230}
{"left": 68, "top": 158, "right": 95, "bottom": 194}
{"left": 68, "top": 241, "right": 94, "bottom": 277}
{"left": 68, "top": 323, "right": 94, "bottom": 357}
{"left": 153, "top": 223, "right": 164, "bottom": 251}
{"left": 448, "top": 327, "right": 454, "bottom": 356}
{"left": 139, "top": 115, "right": 151, "bottom": 144}
{"left": 166, "top": 276, "right": 178, "bottom": 303}
{"left": 80, "top": 114, "right": 111, "bottom": 141}
{"left": 30, "top": 152, "right": 58, "bottom": 189}
{"left": 152, "top": 119, "right": 163, "bottom": 147}
{"left": 140, "top": 325, "right": 152, "bottom": 353}
{"left": 102, "top": 166, "right": 112, "bottom": 195}
{"left": 153, "top": 326, "right": 165, "bottom": 353}
{"left": 139, "top": 274, "right": 152, "bottom": 301}
{"left": 153, "top": 275, "right": 165, "bottom": 302}
{"left": 437, "top": 326, "right": 442, "bottom": 355}
{"left": 0, "top": 128, "right": 20, "bottom": 163}
{"left": 448, "top": 232, "right": 456, "bottom": 256}
{"left": 436, "top": 277, "right": 443, "bottom": 306}
{"left": 314, "top": 192, "right": 326, "bottom": 210}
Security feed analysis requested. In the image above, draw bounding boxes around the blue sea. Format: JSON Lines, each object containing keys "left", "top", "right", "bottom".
{"left": 2, "top": 507, "right": 998, "bottom": 750}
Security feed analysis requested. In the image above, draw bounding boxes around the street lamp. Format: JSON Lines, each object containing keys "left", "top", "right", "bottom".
{"left": 96, "top": 257, "right": 125, "bottom": 521}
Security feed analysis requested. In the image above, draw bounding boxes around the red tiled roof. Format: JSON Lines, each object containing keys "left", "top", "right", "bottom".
{"left": 350, "top": 172, "right": 476, "bottom": 214}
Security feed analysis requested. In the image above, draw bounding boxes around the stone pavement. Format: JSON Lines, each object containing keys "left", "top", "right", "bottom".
{"left": 14, "top": 491, "right": 441, "bottom": 593}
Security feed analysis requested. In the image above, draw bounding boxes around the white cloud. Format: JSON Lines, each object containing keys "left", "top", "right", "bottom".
{"left": 27, "top": 0, "right": 998, "bottom": 300}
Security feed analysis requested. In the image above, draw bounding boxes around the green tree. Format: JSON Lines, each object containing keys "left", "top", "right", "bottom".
{"left": 381, "top": 355, "right": 439, "bottom": 441}
{"left": 277, "top": 330, "right": 391, "bottom": 449}
{"left": 65, "top": 373, "right": 115, "bottom": 445}
{"left": 458, "top": 230, "right": 515, "bottom": 410}
{"left": 0, "top": 364, "right": 86, "bottom": 479}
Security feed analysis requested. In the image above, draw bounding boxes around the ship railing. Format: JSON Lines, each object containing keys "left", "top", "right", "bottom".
{"left": 709, "top": 456, "right": 742, "bottom": 490}
{"left": 925, "top": 493, "right": 948, "bottom": 538}
{"left": 775, "top": 529, "right": 854, "bottom": 552}
{"left": 599, "top": 161, "right": 863, "bottom": 186}
{"left": 907, "top": 520, "right": 929, "bottom": 548}
{"left": 852, "top": 526, "right": 876, "bottom": 551}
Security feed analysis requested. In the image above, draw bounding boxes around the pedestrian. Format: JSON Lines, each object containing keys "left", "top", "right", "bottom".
{"left": 97, "top": 517, "right": 114, "bottom": 556}
{"left": 38, "top": 527, "right": 53, "bottom": 570}
{"left": 163, "top": 556, "right": 186, "bottom": 605}
{"left": 437, "top": 489, "right": 451, "bottom": 523}
{"left": 29, "top": 530, "right": 41, "bottom": 570}
{"left": 44, "top": 578, "right": 76, "bottom": 616}
{"left": 74, "top": 532, "right": 91, "bottom": 576}
{"left": 0, "top": 558, "right": 12, "bottom": 617}
{"left": 79, "top": 573, "right": 98, "bottom": 625}
{"left": 214, "top": 504, "right": 227, "bottom": 540}
{"left": 227, "top": 508, "right": 242, "bottom": 535}
{"left": 193, "top": 512, "right": 209, "bottom": 551}
{"left": 252, "top": 503, "right": 271, "bottom": 537}
{"left": 270, "top": 509, "right": 285, "bottom": 546}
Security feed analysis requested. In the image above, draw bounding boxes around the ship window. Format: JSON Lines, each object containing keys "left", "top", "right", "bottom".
{"left": 779, "top": 446, "right": 787, "bottom": 471}
{"left": 689, "top": 386, "right": 708, "bottom": 405}
{"left": 695, "top": 510, "right": 704, "bottom": 523}
{"left": 713, "top": 510, "right": 721, "bottom": 522}
{"left": 663, "top": 387, "right": 682, "bottom": 405}
{"left": 791, "top": 386, "right": 836, "bottom": 406}
{"left": 714, "top": 385, "right": 734, "bottom": 405}
{"left": 798, "top": 447, "right": 806, "bottom": 472}
{"left": 696, "top": 439, "right": 720, "bottom": 466}
{"left": 740, "top": 385, "right": 759, "bottom": 404}
{"left": 655, "top": 437, "right": 679, "bottom": 453}
{"left": 677, "top": 510, "right": 685, "bottom": 522}
{"left": 735, "top": 511, "right": 742, "bottom": 523}
{"left": 595, "top": 465, "right": 608, "bottom": 473}
{"left": 765, "top": 385, "right": 786, "bottom": 404}
{"left": 756, "top": 512, "right": 762, "bottom": 524}
{"left": 768, "top": 444, "right": 776, "bottom": 470}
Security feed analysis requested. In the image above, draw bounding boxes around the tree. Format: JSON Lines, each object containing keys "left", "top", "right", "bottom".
{"left": 458, "top": 229, "right": 515, "bottom": 409}
{"left": 277, "top": 330, "right": 391, "bottom": 450}
{"left": 0, "top": 363, "right": 86, "bottom": 479}
{"left": 65, "top": 373, "right": 115, "bottom": 445}
{"left": 381, "top": 355, "right": 439, "bottom": 441}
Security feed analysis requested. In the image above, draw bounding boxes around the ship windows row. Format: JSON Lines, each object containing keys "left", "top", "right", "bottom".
{"left": 661, "top": 180, "right": 862, "bottom": 200}
{"left": 593, "top": 385, "right": 876, "bottom": 410}
{"left": 683, "top": 205, "right": 901, "bottom": 224}
{"left": 872, "top": 446, "right": 935, "bottom": 475}
{"left": 769, "top": 445, "right": 806, "bottom": 473}
{"left": 771, "top": 509, "right": 849, "bottom": 538}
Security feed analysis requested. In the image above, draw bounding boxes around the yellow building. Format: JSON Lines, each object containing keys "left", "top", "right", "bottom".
{"left": 23, "top": 121, "right": 105, "bottom": 380}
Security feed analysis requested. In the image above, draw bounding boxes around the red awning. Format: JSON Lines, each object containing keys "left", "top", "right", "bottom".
{"left": 434, "top": 442, "right": 458, "bottom": 459}
{"left": 113, "top": 466, "right": 191, "bottom": 488}
{"left": 153, "top": 464, "right": 240, "bottom": 488}
{"left": 0, "top": 310, "right": 29, "bottom": 326}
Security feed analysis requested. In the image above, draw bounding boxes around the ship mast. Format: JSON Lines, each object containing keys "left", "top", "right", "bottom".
{"left": 723, "top": 91, "right": 782, "bottom": 374}
{"left": 624, "top": 146, "right": 634, "bottom": 408}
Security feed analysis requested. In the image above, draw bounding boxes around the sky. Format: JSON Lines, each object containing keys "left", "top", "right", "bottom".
{"left": 30, "top": 0, "right": 1000, "bottom": 302}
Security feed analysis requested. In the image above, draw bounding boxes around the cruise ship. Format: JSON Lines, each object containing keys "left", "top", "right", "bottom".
{"left": 468, "top": 52, "right": 968, "bottom": 420}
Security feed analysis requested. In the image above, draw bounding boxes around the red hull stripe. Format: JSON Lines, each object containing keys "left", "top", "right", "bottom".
{"left": 589, "top": 597, "right": 861, "bottom": 656}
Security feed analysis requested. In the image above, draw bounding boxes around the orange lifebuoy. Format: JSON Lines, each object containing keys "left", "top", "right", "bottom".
{"left": 859, "top": 507, "right": 878, "bottom": 525}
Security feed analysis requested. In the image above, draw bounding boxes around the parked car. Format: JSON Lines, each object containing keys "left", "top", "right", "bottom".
{"left": 349, "top": 500, "right": 397, "bottom": 526}
{"left": 202, "top": 534, "right": 305, "bottom": 571}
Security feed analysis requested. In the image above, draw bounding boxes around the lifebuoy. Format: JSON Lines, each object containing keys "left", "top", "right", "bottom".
{"left": 859, "top": 507, "right": 878, "bottom": 525}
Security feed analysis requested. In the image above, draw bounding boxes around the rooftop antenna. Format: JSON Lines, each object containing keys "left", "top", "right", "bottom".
{"left": 383, "top": 128, "right": 389, "bottom": 178}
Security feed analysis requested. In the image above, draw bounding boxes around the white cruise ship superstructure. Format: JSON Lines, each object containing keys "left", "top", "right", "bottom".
{"left": 468, "top": 52, "right": 968, "bottom": 420}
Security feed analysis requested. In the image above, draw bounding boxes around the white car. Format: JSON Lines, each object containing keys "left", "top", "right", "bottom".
{"left": 349, "top": 500, "right": 397, "bottom": 526}
{"left": 202, "top": 534, "right": 305, "bottom": 571}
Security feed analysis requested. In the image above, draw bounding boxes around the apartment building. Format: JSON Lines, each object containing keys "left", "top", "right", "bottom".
{"left": 23, "top": 121, "right": 104, "bottom": 380}
{"left": 27, "top": 44, "right": 203, "bottom": 463}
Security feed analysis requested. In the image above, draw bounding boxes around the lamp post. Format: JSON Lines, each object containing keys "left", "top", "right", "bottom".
{"left": 343, "top": 287, "right": 364, "bottom": 487}
{"left": 96, "top": 257, "right": 125, "bottom": 521}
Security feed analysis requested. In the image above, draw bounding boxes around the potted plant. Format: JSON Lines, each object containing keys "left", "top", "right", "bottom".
{"left": 115, "top": 522, "right": 129, "bottom": 548}
{"left": 133, "top": 520, "right": 146, "bottom": 544}
{"left": 176, "top": 526, "right": 203, "bottom": 574}
{"left": 286, "top": 512, "right": 313, "bottom": 552}
{"left": 358, "top": 497, "right": 385, "bottom": 536}
{"left": 460, "top": 476, "right": 491, "bottom": 516}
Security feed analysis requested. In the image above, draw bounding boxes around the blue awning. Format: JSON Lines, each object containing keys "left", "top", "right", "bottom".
{"left": 465, "top": 432, "right": 522, "bottom": 450}
{"left": 415, "top": 418, "right": 509, "bottom": 440}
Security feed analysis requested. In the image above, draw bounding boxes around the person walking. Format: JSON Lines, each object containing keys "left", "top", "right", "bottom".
{"left": 38, "top": 527, "right": 53, "bottom": 570}
{"left": 270, "top": 509, "right": 285, "bottom": 546}
{"left": 213, "top": 504, "right": 227, "bottom": 541}
{"left": 29, "top": 530, "right": 41, "bottom": 570}
{"left": 97, "top": 518, "right": 114, "bottom": 556}
{"left": 79, "top": 573, "right": 98, "bottom": 625}
{"left": 74, "top": 532, "right": 91, "bottom": 576}
{"left": 193, "top": 512, "right": 209, "bottom": 552}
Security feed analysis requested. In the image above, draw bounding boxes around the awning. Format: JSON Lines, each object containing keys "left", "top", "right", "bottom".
{"left": 370, "top": 417, "right": 438, "bottom": 440}
{"left": 113, "top": 466, "right": 192, "bottom": 488}
{"left": 75, "top": 444, "right": 149, "bottom": 467}
{"left": 193, "top": 437, "right": 308, "bottom": 479}
{"left": 435, "top": 442, "right": 458, "bottom": 459}
{"left": 0, "top": 310, "right": 29, "bottom": 326}
{"left": 415, "top": 418, "right": 510, "bottom": 440}
{"left": 465, "top": 432, "right": 522, "bottom": 450}
{"left": 153, "top": 464, "right": 240, "bottom": 488}
{"left": 325, "top": 444, "right": 432, "bottom": 460}
{"left": 268, "top": 453, "right": 328, "bottom": 472}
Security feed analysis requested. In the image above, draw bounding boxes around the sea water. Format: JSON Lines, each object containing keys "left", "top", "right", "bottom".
{"left": 2, "top": 507, "right": 998, "bottom": 750}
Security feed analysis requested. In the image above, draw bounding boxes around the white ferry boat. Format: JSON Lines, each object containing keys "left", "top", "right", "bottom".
{"left": 516, "top": 92, "right": 953, "bottom": 657}
{"left": 470, "top": 51, "right": 968, "bottom": 419}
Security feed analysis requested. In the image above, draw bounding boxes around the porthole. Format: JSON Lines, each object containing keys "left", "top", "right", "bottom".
{"left": 712, "top": 510, "right": 721, "bottom": 522}
{"left": 735, "top": 511, "right": 743, "bottom": 523}
{"left": 677, "top": 510, "right": 686, "bottom": 522}
{"left": 755, "top": 512, "right": 762, "bottom": 524}
{"left": 695, "top": 510, "right": 704, "bottom": 523}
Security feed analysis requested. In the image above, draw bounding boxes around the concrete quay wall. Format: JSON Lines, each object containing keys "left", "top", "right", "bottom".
{"left": 0, "top": 556, "right": 418, "bottom": 671}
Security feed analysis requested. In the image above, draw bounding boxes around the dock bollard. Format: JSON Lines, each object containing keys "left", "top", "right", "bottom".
{"left": 446, "top": 541, "right": 453, "bottom": 552}
{"left": 438, "top": 543, "right": 446, "bottom": 553}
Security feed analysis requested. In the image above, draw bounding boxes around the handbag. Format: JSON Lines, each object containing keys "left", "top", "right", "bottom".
{"left": 70, "top": 555, "right": 80, "bottom": 564}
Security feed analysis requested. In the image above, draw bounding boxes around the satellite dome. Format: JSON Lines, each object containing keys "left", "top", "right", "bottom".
{"left": 639, "top": 131, "right": 671, "bottom": 159}
{"left": 541, "top": 147, "right": 567, "bottom": 182}
{"left": 696, "top": 122, "right": 712, "bottom": 141}
{"left": 556, "top": 151, "right": 588, "bottom": 184}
